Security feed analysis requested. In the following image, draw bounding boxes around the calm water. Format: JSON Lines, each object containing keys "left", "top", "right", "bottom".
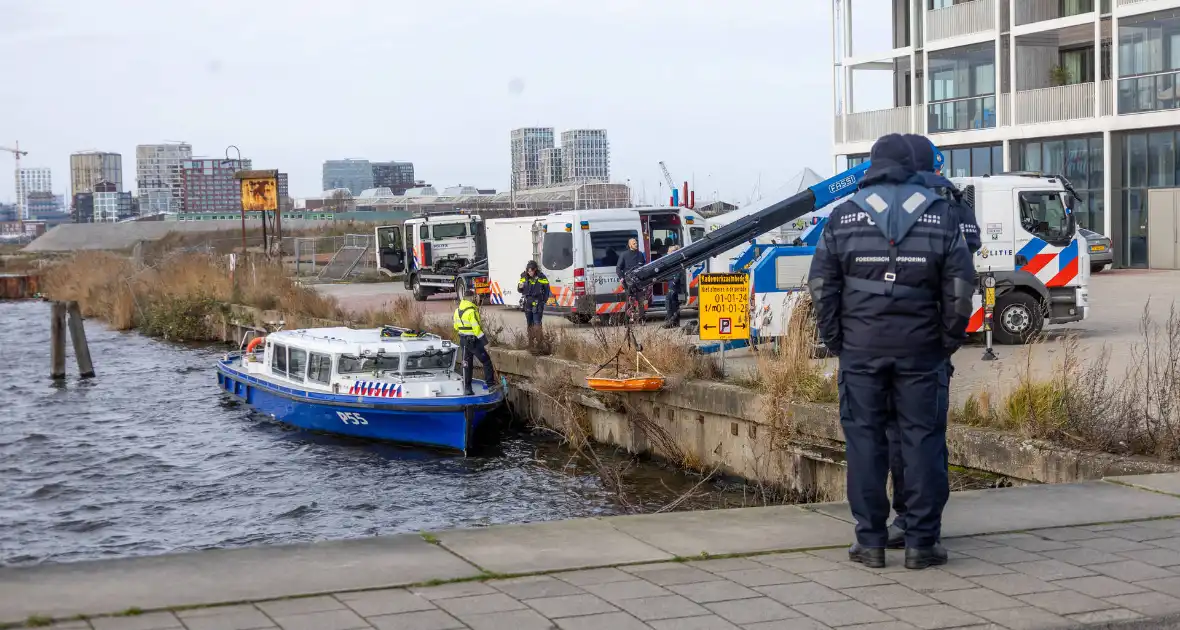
{"left": 0, "top": 301, "right": 744, "bottom": 567}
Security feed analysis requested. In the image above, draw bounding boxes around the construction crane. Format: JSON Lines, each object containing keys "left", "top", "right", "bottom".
{"left": 1, "top": 142, "right": 29, "bottom": 234}
{"left": 658, "top": 161, "right": 676, "bottom": 191}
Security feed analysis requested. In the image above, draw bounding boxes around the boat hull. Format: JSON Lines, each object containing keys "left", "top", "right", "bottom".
{"left": 216, "top": 361, "right": 502, "bottom": 453}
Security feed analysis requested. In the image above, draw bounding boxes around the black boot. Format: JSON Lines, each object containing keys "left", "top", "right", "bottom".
{"left": 848, "top": 544, "right": 886, "bottom": 569}
{"left": 887, "top": 523, "right": 905, "bottom": 549}
{"left": 905, "top": 543, "right": 948, "bottom": 570}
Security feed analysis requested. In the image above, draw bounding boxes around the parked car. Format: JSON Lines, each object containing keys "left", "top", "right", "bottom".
{"left": 1079, "top": 227, "right": 1113, "bottom": 273}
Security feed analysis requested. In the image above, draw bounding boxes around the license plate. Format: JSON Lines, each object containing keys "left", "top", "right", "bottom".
{"left": 474, "top": 278, "right": 489, "bottom": 288}
{"left": 1090, "top": 244, "right": 1106, "bottom": 252}
{"left": 984, "top": 287, "right": 995, "bottom": 307}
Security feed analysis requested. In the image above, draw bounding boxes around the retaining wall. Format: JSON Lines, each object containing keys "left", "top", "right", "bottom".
{"left": 490, "top": 347, "right": 1177, "bottom": 501}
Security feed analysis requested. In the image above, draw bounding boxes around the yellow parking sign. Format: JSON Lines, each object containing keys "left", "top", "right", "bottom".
{"left": 699, "top": 273, "right": 750, "bottom": 341}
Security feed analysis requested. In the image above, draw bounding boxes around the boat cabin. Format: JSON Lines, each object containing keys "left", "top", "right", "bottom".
{"left": 244, "top": 327, "right": 477, "bottom": 397}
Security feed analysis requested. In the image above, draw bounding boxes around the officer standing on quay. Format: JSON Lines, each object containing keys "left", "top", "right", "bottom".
{"left": 453, "top": 287, "right": 497, "bottom": 396}
{"left": 885, "top": 157, "right": 981, "bottom": 549}
{"left": 517, "top": 260, "right": 550, "bottom": 354}
{"left": 807, "top": 133, "right": 975, "bottom": 570}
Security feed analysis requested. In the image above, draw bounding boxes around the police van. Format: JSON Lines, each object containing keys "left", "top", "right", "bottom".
{"left": 483, "top": 207, "right": 708, "bottom": 322}
{"left": 753, "top": 173, "right": 1090, "bottom": 345}
{"left": 374, "top": 212, "right": 487, "bottom": 301}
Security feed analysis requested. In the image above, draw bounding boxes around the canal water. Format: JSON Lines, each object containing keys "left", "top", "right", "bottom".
{"left": 0, "top": 301, "right": 750, "bottom": 567}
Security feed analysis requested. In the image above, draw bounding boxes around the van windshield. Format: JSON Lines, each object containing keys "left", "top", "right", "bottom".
{"left": 542, "top": 232, "right": 573, "bottom": 270}
{"left": 1018, "top": 191, "right": 1075, "bottom": 246}
{"left": 432, "top": 223, "right": 467, "bottom": 239}
{"left": 338, "top": 354, "right": 400, "bottom": 374}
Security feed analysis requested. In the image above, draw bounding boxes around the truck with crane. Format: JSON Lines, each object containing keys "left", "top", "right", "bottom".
{"left": 623, "top": 141, "right": 1091, "bottom": 347}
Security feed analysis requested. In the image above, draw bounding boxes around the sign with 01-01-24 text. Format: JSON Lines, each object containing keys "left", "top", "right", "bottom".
{"left": 698, "top": 272, "right": 749, "bottom": 341}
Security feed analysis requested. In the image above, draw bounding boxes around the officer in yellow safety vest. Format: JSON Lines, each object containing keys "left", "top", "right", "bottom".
{"left": 453, "top": 287, "right": 497, "bottom": 395}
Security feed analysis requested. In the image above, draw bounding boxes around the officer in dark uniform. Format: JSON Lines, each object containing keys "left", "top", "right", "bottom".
{"left": 616, "top": 237, "right": 648, "bottom": 318}
{"left": 662, "top": 245, "right": 683, "bottom": 328}
{"left": 807, "top": 133, "right": 975, "bottom": 570}
{"left": 517, "top": 260, "right": 550, "bottom": 354}
{"left": 886, "top": 163, "right": 981, "bottom": 549}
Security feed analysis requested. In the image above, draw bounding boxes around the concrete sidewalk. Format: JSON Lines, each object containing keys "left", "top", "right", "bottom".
{"left": 9, "top": 475, "right": 1180, "bottom": 628}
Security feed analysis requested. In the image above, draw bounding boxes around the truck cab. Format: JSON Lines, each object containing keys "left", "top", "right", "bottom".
{"left": 375, "top": 212, "right": 487, "bottom": 301}
{"left": 949, "top": 173, "right": 1089, "bottom": 343}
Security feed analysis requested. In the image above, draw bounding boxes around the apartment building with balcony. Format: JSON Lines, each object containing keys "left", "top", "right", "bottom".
{"left": 832, "top": 0, "right": 1180, "bottom": 269}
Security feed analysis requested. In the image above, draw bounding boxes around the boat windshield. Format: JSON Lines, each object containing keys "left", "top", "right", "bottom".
{"left": 337, "top": 354, "right": 400, "bottom": 374}
{"left": 403, "top": 349, "right": 456, "bottom": 376}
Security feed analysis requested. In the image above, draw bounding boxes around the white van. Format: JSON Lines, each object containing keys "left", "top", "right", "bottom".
{"left": 485, "top": 207, "right": 708, "bottom": 322}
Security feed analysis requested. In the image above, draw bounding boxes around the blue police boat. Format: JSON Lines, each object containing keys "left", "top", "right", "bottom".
{"left": 215, "top": 326, "right": 504, "bottom": 454}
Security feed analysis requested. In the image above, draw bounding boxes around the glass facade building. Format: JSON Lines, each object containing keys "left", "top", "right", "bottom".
{"left": 322, "top": 160, "right": 374, "bottom": 195}
{"left": 833, "top": 1, "right": 1180, "bottom": 269}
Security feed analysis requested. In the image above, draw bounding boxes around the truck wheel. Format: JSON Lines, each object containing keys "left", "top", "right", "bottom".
{"left": 412, "top": 276, "right": 429, "bottom": 302}
{"left": 454, "top": 278, "right": 465, "bottom": 297}
{"left": 566, "top": 314, "right": 591, "bottom": 325}
{"left": 993, "top": 292, "right": 1043, "bottom": 345}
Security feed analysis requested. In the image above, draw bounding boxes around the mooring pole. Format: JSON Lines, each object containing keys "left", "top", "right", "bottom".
{"left": 66, "top": 301, "right": 95, "bottom": 378}
{"left": 50, "top": 301, "right": 66, "bottom": 380}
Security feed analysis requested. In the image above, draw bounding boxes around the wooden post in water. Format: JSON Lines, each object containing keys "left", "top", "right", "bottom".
{"left": 66, "top": 301, "right": 95, "bottom": 378}
{"left": 50, "top": 301, "right": 67, "bottom": 380}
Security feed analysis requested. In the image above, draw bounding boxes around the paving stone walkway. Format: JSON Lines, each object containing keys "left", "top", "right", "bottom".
{"left": 44, "top": 518, "right": 1180, "bottom": 630}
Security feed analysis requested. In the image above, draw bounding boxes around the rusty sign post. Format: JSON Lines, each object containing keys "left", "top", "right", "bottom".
{"left": 235, "top": 169, "right": 280, "bottom": 257}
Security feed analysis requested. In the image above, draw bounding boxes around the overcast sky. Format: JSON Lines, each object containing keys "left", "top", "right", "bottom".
{"left": 0, "top": 0, "right": 892, "bottom": 206}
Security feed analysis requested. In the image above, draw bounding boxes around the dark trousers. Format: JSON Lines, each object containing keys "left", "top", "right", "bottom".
{"left": 838, "top": 352, "right": 950, "bottom": 548}
{"left": 460, "top": 335, "right": 495, "bottom": 391}
{"left": 886, "top": 404, "right": 905, "bottom": 528}
{"left": 665, "top": 291, "right": 681, "bottom": 326}
{"left": 524, "top": 303, "right": 544, "bottom": 326}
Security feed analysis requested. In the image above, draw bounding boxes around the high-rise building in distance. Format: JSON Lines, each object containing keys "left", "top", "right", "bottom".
{"left": 560, "top": 129, "right": 610, "bottom": 184}
{"left": 510, "top": 127, "right": 555, "bottom": 190}
{"left": 137, "top": 142, "right": 193, "bottom": 215}
{"left": 17, "top": 167, "right": 52, "bottom": 220}
{"left": 372, "top": 161, "right": 416, "bottom": 193}
{"left": 181, "top": 158, "right": 252, "bottom": 213}
{"left": 539, "top": 148, "right": 564, "bottom": 187}
{"left": 322, "top": 159, "right": 374, "bottom": 195}
{"left": 70, "top": 151, "right": 123, "bottom": 203}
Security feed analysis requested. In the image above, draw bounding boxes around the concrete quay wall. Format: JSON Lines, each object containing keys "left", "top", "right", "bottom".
{"left": 490, "top": 348, "right": 1177, "bottom": 500}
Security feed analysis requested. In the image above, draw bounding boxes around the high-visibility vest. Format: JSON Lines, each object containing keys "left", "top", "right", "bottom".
{"left": 453, "top": 299, "right": 483, "bottom": 337}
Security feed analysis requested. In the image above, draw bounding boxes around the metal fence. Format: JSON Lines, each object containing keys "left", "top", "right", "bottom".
{"left": 287, "top": 234, "right": 378, "bottom": 277}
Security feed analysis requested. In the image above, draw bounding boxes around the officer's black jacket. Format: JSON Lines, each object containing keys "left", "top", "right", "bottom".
{"left": 807, "top": 137, "right": 976, "bottom": 357}
{"left": 615, "top": 248, "right": 645, "bottom": 280}
{"left": 518, "top": 271, "right": 549, "bottom": 302}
